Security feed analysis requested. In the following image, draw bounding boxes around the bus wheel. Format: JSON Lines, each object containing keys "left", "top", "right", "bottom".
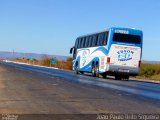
{"left": 115, "top": 75, "right": 122, "bottom": 80}
{"left": 101, "top": 73, "right": 106, "bottom": 78}
{"left": 79, "top": 71, "right": 84, "bottom": 74}
{"left": 122, "top": 76, "right": 129, "bottom": 81}
{"left": 95, "top": 64, "right": 99, "bottom": 77}
{"left": 91, "top": 63, "right": 96, "bottom": 77}
{"left": 75, "top": 64, "right": 79, "bottom": 74}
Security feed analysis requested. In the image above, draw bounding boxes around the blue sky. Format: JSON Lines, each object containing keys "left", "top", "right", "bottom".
{"left": 0, "top": 0, "right": 160, "bottom": 61}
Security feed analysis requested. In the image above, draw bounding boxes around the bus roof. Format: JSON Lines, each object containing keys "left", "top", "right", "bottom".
{"left": 78, "top": 29, "right": 109, "bottom": 38}
{"left": 77, "top": 27, "right": 142, "bottom": 39}
{"left": 110, "top": 27, "right": 143, "bottom": 35}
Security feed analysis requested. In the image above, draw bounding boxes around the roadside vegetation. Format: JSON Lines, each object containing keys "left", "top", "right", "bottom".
{"left": 13, "top": 57, "right": 160, "bottom": 81}
{"left": 136, "top": 63, "right": 160, "bottom": 81}
{"left": 13, "top": 55, "right": 73, "bottom": 71}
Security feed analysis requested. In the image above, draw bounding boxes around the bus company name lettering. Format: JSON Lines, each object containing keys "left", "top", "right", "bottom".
{"left": 115, "top": 30, "right": 129, "bottom": 34}
{"left": 117, "top": 50, "right": 134, "bottom": 61}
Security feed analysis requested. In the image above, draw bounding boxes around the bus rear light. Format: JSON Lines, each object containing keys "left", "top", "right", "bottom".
{"left": 107, "top": 57, "right": 110, "bottom": 63}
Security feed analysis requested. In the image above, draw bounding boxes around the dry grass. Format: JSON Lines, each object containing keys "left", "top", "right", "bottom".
{"left": 13, "top": 55, "right": 73, "bottom": 71}
{"left": 137, "top": 63, "right": 160, "bottom": 81}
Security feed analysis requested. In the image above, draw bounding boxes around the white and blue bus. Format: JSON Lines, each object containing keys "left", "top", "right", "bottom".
{"left": 70, "top": 27, "right": 143, "bottom": 80}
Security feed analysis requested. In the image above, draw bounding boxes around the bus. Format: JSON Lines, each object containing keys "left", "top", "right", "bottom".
{"left": 70, "top": 27, "right": 143, "bottom": 80}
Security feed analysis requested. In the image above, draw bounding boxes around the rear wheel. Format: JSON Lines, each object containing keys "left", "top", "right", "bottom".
{"left": 79, "top": 71, "right": 84, "bottom": 74}
{"left": 115, "top": 75, "right": 122, "bottom": 80}
{"left": 75, "top": 63, "right": 79, "bottom": 74}
{"left": 115, "top": 75, "right": 129, "bottom": 81}
{"left": 122, "top": 75, "right": 129, "bottom": 81}
{"left": 92, "top": 63, "right": 99, "bottom": 77}
{"left": 101, "top": 73, "right": 107, "bottom": 78}
{"left": 92, "top": 63, "right": 96, "bottom": 77}
{"left": 95, "top": 64, "right": 99, "bottom": 77}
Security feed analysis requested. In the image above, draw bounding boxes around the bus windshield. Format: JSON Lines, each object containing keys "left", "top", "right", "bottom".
{"left": 113, "top": 33, "right": 141, "bottom": 44}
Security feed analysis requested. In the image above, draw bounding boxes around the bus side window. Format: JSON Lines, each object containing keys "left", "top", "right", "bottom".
{"left": 83, "top": 37, "right": 86, "bottom": 48}
{"left": 78, "top": 38, "right": 81, "bottom": 48}
{"left": 80, "top": 38, "right": 83, "bottom": 48}
{"left": 101, "top": 33, "right": 105, "bottom": 45}
{"left": 88, "top": 36, "right": 92, "bottom": 47}
{"left": 97, "top": 33, "right": 104, "bottom": 46}
{"left": 103, "top": 31, "right": 109, "bottom": 45}
{"left": 87, "top": 36, "right": 90, "bottom": 47}
{"left": 92, "top": 34, "right": 98, "bottom": 46}
{"left": 81, "top": 37, "right": 85, "bottom": 48}
{"left": 97, "top": 34, "right": 100, "bottom": 46}
{"left": 85, "top": 36, "right": 89, "bottom": 48}
{"left": 95, "top": 34, "right": 98, "bottom": 46}
{"left": 77, "top": 39, "right": 80, "bottom": 48}
{"left": 75, "top": 38, "right": 78, "bottom": 48}
{"left": 91, "top": 35, "right": 96, "bottom": 47}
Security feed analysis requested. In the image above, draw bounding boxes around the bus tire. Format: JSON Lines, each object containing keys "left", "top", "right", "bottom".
{"left": 115, "top": 75, "right": 122, "bottom": 80}
{"left": 75, "top": 63, "right": 79, "bottom": 74}
{"left": 79, "top": 71, "right": 84, "bottom": 74}
{"left": 95, "top": 63, "right": 99, "bottom": 77}
{"left": 101, "top": 73, "right": 107, "bottom": 78}
{"left": 122, "top": 75, "right": 129, "bottom": 81}
{"left": 91, "top": 63, "right": 96, "bottom": 77}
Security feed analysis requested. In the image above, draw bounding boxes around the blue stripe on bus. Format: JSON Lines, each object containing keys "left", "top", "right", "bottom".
{"left": 90, "top": 46, "right": 108, "bottom": 55}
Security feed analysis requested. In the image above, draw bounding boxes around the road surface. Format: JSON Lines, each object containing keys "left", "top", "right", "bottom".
{"left": 0, "top": 62, "right": 160, "bottom": 119}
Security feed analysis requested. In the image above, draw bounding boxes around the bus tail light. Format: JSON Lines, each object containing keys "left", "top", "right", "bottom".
{"left": 107, "top": 57, "right": 110, "bottom": 64}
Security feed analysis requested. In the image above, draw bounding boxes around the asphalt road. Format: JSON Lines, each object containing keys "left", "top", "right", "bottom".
{"left": 0, "top": 62, "right": 160, "bottom": 119}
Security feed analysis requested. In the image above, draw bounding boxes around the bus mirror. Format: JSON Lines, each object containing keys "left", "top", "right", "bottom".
{"left": 70, "top": 47, "right": 73, "bottom": 54}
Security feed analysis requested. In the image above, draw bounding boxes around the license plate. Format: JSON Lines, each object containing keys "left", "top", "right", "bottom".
{"left": 118, "top": 69, "right": 129, "bottom": 73}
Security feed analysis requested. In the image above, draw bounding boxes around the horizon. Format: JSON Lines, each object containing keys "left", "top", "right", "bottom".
{"left": 0, "top": 50, "right": 69, "bottom": 57}
{"left": 1, "top": 51, "right": 160, "bottom": 63}
{"left": 0, "top": 0, "right": 160, "bottom": 61}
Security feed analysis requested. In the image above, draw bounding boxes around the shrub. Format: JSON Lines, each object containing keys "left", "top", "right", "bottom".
{"left": 140, "top": 63, "right": 160, "bottom": 78}
{"left": 40, "top": 55, "right": 51, "bottom": 67}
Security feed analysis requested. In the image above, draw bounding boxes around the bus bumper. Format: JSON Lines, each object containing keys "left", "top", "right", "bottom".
{"left": 106, "top": 65, "right": 140, "bottom": 76}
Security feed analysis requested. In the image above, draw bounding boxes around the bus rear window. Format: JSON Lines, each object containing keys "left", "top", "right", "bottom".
{"left": 113, "top": 33, "right": 141, "bottom": 44}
